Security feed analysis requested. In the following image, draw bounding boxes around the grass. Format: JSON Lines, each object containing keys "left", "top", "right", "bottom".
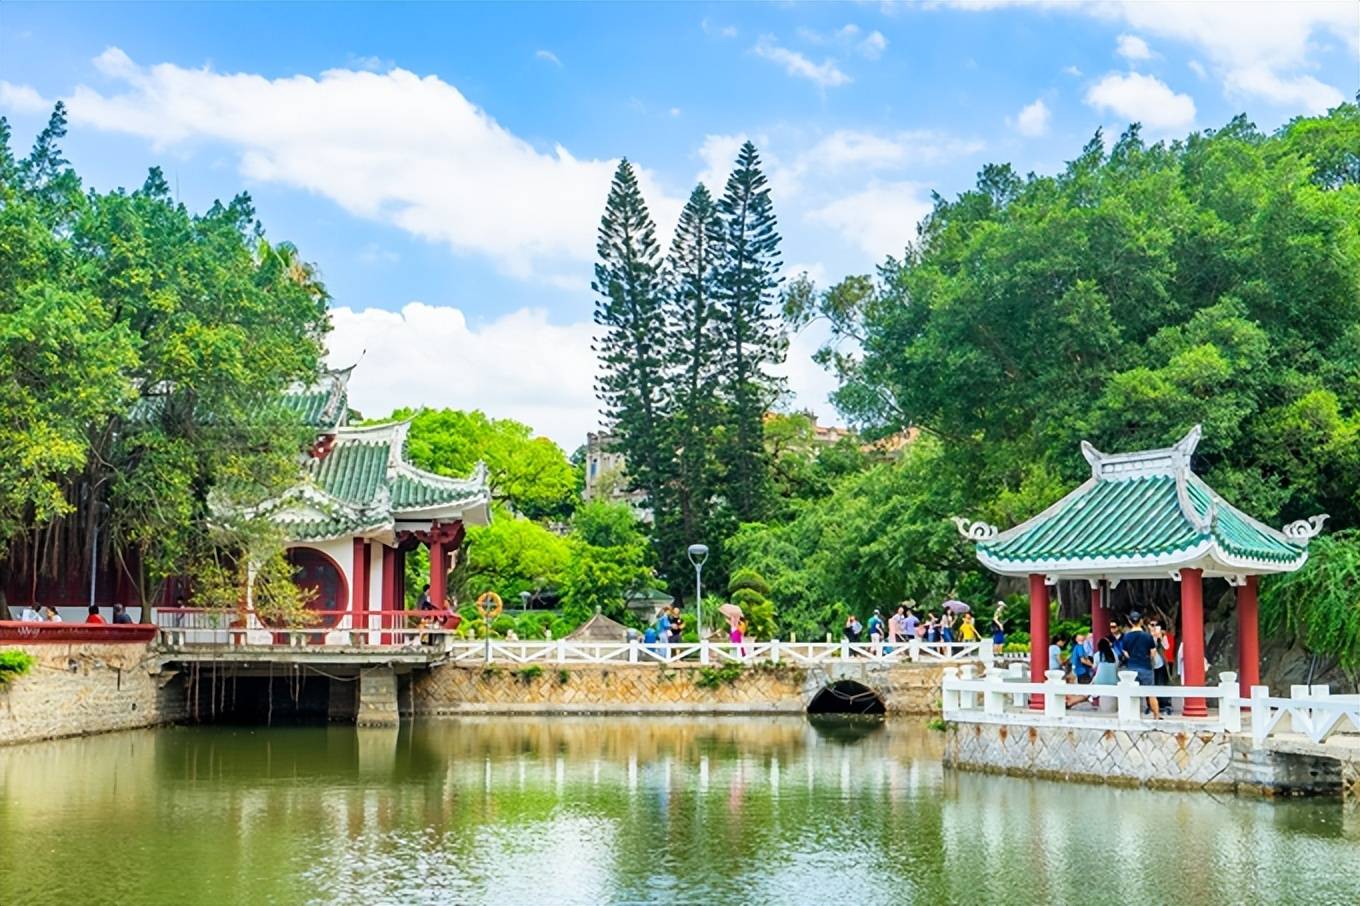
{"left": 517, "top": 665, "right": 543, "bottom": 683}
{"left": 695, "top": 662, "right": 745, "bottom": 689}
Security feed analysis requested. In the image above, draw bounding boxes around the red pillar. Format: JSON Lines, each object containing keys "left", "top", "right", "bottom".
{"left": 1090, "top": 580, "right": 1111, "bottom": 644}
{"left": 1180, "top": 567, "right": 1207, "bottom": 717}
{"left": 1236, "top": 576, "right": 1260, "bottom": 699}
{"left": 380, "top": 545, "right": 397, "bottom": 644}
{"left": 1028, "top": 573, "right": 1050, "bottom": 709}
{"left": 430, "top": 539, "right": 447, "bottom": 610}
{"left": 351, "top": 539, "right": 369, "bottom": 640}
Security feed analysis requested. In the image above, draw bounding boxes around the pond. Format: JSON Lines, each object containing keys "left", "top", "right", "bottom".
{"left": 0, "top": 716, "right": 1356, "bottom": 904}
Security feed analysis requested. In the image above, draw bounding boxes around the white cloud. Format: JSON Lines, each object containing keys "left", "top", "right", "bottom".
{"left": 1084, "top": 72, "right": 1196, "bottom": 131}
{"left": 329, "top": 303, "right": 599, "bottom": 449}
{"left": 42, "top": 48, "right": 682, "bottom": 282}
{"left": 701, "top": 18, "right": 737, "bottom": 39}
{"left": 695, "top": 132, "right": 751, "bottom": 194}
{"left": 329, "top": 301, "right": 844, "bottom": 446}
{"left": 535, "top": 49, "right": 562, "bottom": 67}
{"left": 1012, "top": 98, "right": 1051, "bottom": 137}
{"left": 859, "top": 30, "right": 889, "bottom": 60}
{"left": 669, "top": 107, "right": 681, "bottom": 118}
{"left": 0, "top": 81, "right": 52, "bottom": 114}
{"left": 1063, "top": 65, "right": 1083, "bottom": 77}
{"left": 1115, "top": 34, "right": 1152, "bottom": 61}
{"left": 1188, "top": 59, "right": 1208, "bottom": 79}
{"left": 806, "top": 181, "right": 934, "bottom": 259}
{"left": 940, "top": 1, "right": 1355, "bottom": 114}
{"left": 753, "top": 37, "right": 852, "bottom": 88}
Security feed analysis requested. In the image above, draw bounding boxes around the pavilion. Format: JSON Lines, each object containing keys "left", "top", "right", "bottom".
{"left": 247, "top": 368, "right": 491, "bottom": 637}
{"left": 953, "top": 426, "right": 1326, "bottom": 716}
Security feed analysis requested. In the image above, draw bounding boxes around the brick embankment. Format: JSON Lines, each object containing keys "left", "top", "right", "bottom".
{"left": 412, "top": 661, "right": 951, "bottom": 716}
{"left": 0, "top": 643, "right": 185, "bottom": 746}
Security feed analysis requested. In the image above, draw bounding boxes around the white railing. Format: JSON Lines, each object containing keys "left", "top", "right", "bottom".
{"left": 154, "top": 607, "right": 457, "bottom": 648}
{"left": 942, "top": 664, "right": 1244, "bottom": 733}
{"left": 1250, "top": 685, "right": 1360, "bottom": 747}
{"left": 436, "top": 638, "right": 994, "bottom": 666}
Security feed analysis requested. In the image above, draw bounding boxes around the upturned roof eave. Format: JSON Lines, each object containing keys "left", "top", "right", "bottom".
{"left": 977, "top": 538, "right": 1309, "bottom": 580}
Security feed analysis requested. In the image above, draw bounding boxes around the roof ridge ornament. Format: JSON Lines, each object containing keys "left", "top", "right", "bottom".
{"left": 1282, "top": 514, "right": 1328, "bottom": 544}
{"left": 1082, "top": 424, "right": 1203, "bottom": 481}
{"left": 951, "top": 516, "right": 998, "bottom": 542}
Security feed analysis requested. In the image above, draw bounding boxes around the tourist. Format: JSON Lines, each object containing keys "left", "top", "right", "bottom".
{"left": 1069, "top": 633, "right": 1093, "bottom": 683}
{"left": 416, "top": 583, "right": 433, "bottom": 611}
{"left": 867, "top": 610, "right": 884, "bottom": 654}
{"left": 958, "top": 613, "right": 980, "bottom": 642}
{"left": 990, "top": 602, "right": 1006, "bottom": 648}
{"left": 19, "top": 603, "right": 43, "bottom": 621}
{"left": 905, "top": 608, "right": 921, "bottom": 640}
{"left": 1091, "top": 637, "right": 1120, "bottom": 712}
{"left": 43, "top": 605, "right": 61, "bottom": 622}
{"left": 1048, "top": 633, "right": 1067, "bottom": 674}
{"left": 643, "top": 624, "right": 658, "bottom": 653}
{"left": 1149, "top": 620, "right": 1174, "bottom": 715}
{"left": 1120, "top": 612, "right": 1162, "bottom": 720}
{"left": 85, "top": 605, "right": 105, "bottom": 624}
{"left": 112, "top": 603, "right": 134, "bottom": 624}
{"left": 1107, "top": 620, "right": 1124, "bottom": 659}
{"left": 668, "top": 609, "right": 684, "bottom": 647}
{"left": 729, "top": 617, "right": 744, "bottom": 657}
{"left": 657, "top": 608, "right": 672, "bottom": 656}
{"left": 889, "top": 606, "right": 907, "bottom": 645}
{"left": 843, "top": 614, "right": 862, "bottom": 648}
{"left": 940, "top": 610, "right": 955, "bottom": 644}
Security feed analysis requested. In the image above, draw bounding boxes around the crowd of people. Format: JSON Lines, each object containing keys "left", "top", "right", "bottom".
{"left": 13, "top": 603, "right": 136, "bottom": 624}
{"left": 1049, "top": 610, "right": 1189, "bottom": 718}
{"left": 841, "top": 601, "right": 1005, "bottom": 652}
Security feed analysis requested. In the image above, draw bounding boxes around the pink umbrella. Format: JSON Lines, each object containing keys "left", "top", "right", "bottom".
{"left": 943, "top": 600, "right": 971, "bottom": 614}
{"left": 718, "top": 603, "right": 744, "bottom": 626}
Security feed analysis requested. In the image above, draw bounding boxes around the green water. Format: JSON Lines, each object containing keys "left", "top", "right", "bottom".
{"left": 0, "top": 716, "right": 1355, "bottom": 905}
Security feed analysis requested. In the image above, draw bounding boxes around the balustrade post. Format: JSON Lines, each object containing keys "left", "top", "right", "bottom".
{"left": 700, "top": 640, "right": 710, "bottom": 665}
{"left": 1007, "top": 662, "right": 1026, "bottom": 708}
{"left": 556, "top": 639, "right": 566, "bottom": 664}
{"left": 984, "top": 668, "right": 1008, "bottom": 715}
{"left": 908, "top": 638, "right": 920, "bottom": 662}
{"left": 1116, "top": 670, "right": 1140, "bottom": 724}
{"left": 841, "top": 638, "right": 850, "bottom": 660}
{"left": 959, "top": 664, "right": 976, "bottom": 710}
{"left": 1250, "top": 685, "right": 1270, "bottom": 747}
{"left": 628, "top": 639, "right": 639, "bottom": 664}
{"left": 771, "top": 639, "right": 781, "bottom": 664}
{"left": 979, "top": 638, "right": 994, "bottom": 667}
{"left": 1044, "top": 670, "right": 1066, "bottom": 718}
{"left": 1217, "top": 672, "right": 1241, "bottom": 732}
{"left": 941, "top": 667, "right": 960, "bottom": 715}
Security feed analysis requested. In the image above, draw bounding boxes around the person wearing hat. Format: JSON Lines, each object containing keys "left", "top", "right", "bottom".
{"left": 1120, "top": 611, "right": 1162, "bottom": 720}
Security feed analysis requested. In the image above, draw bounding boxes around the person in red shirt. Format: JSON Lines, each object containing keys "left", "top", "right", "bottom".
{"left": 85, "top": 605, "right": 105, "bottom": 624}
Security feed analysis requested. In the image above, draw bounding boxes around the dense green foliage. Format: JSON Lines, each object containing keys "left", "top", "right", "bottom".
{"left": 0, "top": 649, "right": 35, "bottom": 685}
{"left": 0, "top": 106, "right": 329, "bottom": 616}
{"left": 755, "top": 105, "right": 1360, "bottom": 648}
{"left": 1262, "top": 530, "right": 1360, "bottom": 671}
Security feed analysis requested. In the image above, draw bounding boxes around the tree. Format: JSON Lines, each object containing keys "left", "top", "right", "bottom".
{"left": 727, "top": 567, "right": 776, "bottom": 640}
{"left": 714, "top": 141, "right": 785, "bottom": 522}
{"left": 457, "top": 513, "right": 570, "bottom": 602}
{"left": 591, "top": 160, "right": 670, "bottom": 513}
{"left": 0, "top": 106, "right": 330, "bottom": 619}
{"left": 559, "top": 501, "right": 654, "bottom": 626}
{"left": 658, "top": 184, "right": 725, "bottom": 580}
{"left": 395, "top": 407, "right": 577, "bottom": 520}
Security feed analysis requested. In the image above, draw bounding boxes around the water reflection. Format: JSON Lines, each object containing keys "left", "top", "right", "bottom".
{"left": 0, "top": 717, "right": 1355, "bottom": 905}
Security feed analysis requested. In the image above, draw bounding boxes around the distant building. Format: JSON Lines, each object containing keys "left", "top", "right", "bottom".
{"left": 583, "top": 431, "right": 647, "bottom": 509}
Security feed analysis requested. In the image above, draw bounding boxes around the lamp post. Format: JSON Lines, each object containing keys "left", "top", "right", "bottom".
{"left": 687, "top": 544, "right": 709, "bottom": 636}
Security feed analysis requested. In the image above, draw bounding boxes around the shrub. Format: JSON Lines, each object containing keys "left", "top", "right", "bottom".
{"left": 0, "top": 650, "right": 35, "bottom": 685}
{"left": 517, "top": 665, "right": 543, "bottom": 682}
{"left": 695, "top": 662, "right": 744, "bottom": 689}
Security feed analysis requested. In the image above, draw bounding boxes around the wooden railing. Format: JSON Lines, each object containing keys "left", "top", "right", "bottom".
{"left": 154, "top": 607, "right": 459, "bottom": 647}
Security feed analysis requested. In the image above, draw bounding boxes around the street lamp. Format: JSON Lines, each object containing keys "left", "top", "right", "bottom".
{"left": 687, "top": 543, "right": 709, "bottom": 636}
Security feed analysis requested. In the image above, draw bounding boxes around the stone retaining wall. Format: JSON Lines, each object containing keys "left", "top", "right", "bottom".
{"left": 413, "top": 661, "right": 950, "bottom": 715}
{"left": 0, "top": 643, "right": 185, "bottom": 745}
{"left": 944, "top": 720, "right": 1236, "bottom": 791}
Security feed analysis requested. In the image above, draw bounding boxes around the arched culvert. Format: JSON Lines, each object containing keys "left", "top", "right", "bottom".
{"left": 806, "top": 680, "right": 886, "bottom": 715}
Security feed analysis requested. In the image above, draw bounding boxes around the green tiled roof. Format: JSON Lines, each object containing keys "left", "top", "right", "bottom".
{"left": 961, "top": 426, "right": 1322, "bottom": 576}
{"left": 391, "top": 472, "right": 484, "bottom": 509}
{"left": 281, "top": 367, "right": 352, "bottom": 429}
{"left": 311, "top": 438, "right": 391, "bottom": 504}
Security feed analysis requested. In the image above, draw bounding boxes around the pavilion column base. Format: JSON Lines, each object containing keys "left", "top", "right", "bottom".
{"left": 1181, "top": 698, "right": 1208, "bottom": 718}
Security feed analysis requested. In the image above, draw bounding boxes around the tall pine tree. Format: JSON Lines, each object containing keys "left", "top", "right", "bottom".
{"left": 714, "top": 141, "right": 785, "bottom": 523}
{"left": 591, "top": 160, "right": 670, "bottom": 513}
{"left": 659, "top": 183, "right": 724, "bottom": 572}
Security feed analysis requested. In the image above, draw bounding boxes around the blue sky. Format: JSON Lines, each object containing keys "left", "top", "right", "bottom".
{"left": 2, "top": 1, "right": 1356, "bottom": 447}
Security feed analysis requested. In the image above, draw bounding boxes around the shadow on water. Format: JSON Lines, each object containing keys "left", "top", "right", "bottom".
{"left": 805, "top": 679, "right": 887, "bottom": 715}
{"left": 807, "top": 712, "right": 886, "bottom": 744}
